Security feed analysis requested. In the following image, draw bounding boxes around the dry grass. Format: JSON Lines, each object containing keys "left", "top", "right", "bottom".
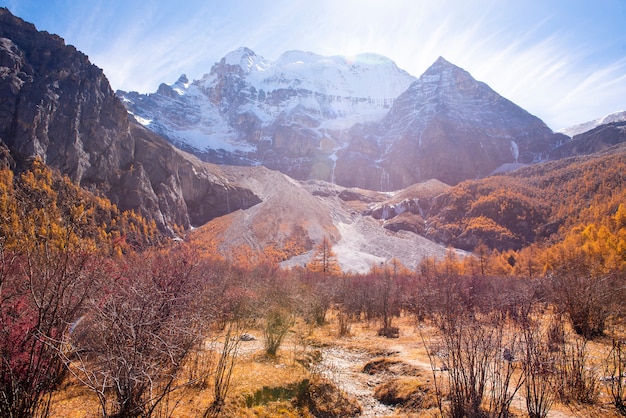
{"left": 374, "top": 376, "right": 438, "bottom": 410}
{"left": 47, "top": 382, "right": 100, "bottom": 418}
{"left": 299, "top": 375, "right": 362, "bottom": 417}
{"left": 363, "top": 357, "right": 423, "bottom": 377}
{"left": 47, "top": 312, "right": 626, "bottom": 417}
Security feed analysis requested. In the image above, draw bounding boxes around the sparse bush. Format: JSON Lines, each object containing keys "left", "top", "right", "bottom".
{"left": 605, "top": 339, "right": 626, "bottom": 415}
{"left": 263, "top": 307, "right": 295, "bottom": 356}
{"left": 556, "top": 337, "right": 599, "bottom": 404}
{"left": 337, "top": 310, "right": 352, "bottom": 337}
{"left": 67, "top": 248, "right": 203, "bottom": 418}
{"left": 546, "top": 314, "right": 566, "bottom": 352}
{"left": 546, "top": 267, "right": 614, "bottom": 340}
{"left": 204, "top": 320, "right": 246, "bottom": 418}
{"left": 488, "top": 329, "right": 524, "bottom": 418}
{"left": 423, "top": 298, "right": 527, "bottom": 418}
{"left": 378, "top": 325, "right": 399, "bottom": 338}
{"left": 522, "top": 323, "right": 557, "bottom": 418}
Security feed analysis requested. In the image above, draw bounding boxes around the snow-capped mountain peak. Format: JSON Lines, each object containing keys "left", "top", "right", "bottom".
{"left": 559, "top": 110, "right": 626, "bottom": 137}
{"left": 171, "top": 74, "right": 190, "bottom": 95}
{"left": 222, "top": 46, "right": 259, "bottom": 70}
{"left": 117, "top": 51, "right": 564, "bottom": 191}
{"left": 118, "top": 47, "right": 417, "bottom": 165}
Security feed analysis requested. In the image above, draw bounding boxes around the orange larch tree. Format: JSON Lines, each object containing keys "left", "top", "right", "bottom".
{"left": 308, "top": 237, "right": 341, "bottom": 276}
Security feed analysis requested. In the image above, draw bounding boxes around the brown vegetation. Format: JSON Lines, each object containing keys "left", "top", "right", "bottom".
{"left": 2, "top": 154, "right": 626, "bottom": 418}
{"left": 426, "top": 147, "right": 626, "bottom": 252}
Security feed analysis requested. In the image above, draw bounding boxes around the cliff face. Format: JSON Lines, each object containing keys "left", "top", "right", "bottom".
{"left": 0, "top": 8, "right": 260, "bottom": 232}
{"left": 0, "top": 10, "right": 133, "bottom": 184}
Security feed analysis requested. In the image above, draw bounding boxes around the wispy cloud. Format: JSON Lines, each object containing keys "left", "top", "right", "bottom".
{"left": 6, "top": 0, "right": 626, "bottom": 129}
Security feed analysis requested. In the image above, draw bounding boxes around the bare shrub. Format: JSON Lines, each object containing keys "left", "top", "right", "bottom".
{"left": 0, "top": 241, "right": 103, "bottom": 418}
{"left": 294, "top": 270, "right": 335, "bottom": 327}
{"left": 555, "top": 337, "right": 599, "bottom": 404}
{"left": 547, "top": 271, "right": 613, "bottom": 340}
{"left": 522, "top": 323, "right": 557, "bottom": 418}
{"left": 66, "top": 248, "right": 203, "bottom": 418}
{"left": 204, "top": 320, "right": 245, "bottom": 418}
{"left": 546, "top": 314, "right": 566, "bottom": 352}
{"left": 263, "top": 307, "right": 295, "bottom": 357}
{"left": 419, "top": 327, "right": 445, "bottom": 417}
{"left": 439, "top": 316, "right": 495, "bottom": 418}
{"left": 378, "top": 325, "right": 400, "bottom": 338}
{"left": 605, "top": 339, "right": 626, "bottom": 415}
{"left": 185, "top": 348, "right": 214, "bottom": 389}
{"left": 488, "top": 328, "right": 524, "bottom": 418}
{"left": 337, "top": 310, "right": 352, "bottom": 338}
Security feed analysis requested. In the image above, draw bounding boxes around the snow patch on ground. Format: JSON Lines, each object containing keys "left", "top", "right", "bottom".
{"left": 132, "top": 114, "right": 152, "bottom": 126}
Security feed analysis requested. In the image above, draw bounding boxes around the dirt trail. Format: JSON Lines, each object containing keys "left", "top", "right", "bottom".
{"left": 234, "top": 329, "right": 576, "bottom": 418}
{"left": 316, "top": 339, "right": 574, "bottom": 418}
{"left": 317, "top": 346, "right": 396, "bottom": 417}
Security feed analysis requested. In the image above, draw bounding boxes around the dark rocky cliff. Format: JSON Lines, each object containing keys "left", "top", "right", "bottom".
{"left": 0, "top": 8, "right": 260, "bottom": 232}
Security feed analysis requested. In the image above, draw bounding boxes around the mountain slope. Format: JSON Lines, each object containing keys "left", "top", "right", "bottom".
{"left": 334, "top": 57, "right": 567, "bottom": 189}
{"left": 189, "top": 174, "right": 454, "bottom": 273}
{"left": 422, "top": 142, "right": 626, "bottom": 251}
{"left": 558, "top": 110, "right": 626, "bottom": 137}
{"left": 0, "top": 8, "right": 260, "bottom": 232}
{"left": 550, "top": 120, "right": 626, "bottom": 159}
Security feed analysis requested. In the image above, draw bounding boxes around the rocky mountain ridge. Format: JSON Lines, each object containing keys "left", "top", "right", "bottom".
{"left": 120, "top": 50, "right": 569, "bottom": 190}
{"left": 334, "top": 57, "right": 567, "bottom": 188}
{"left": 550, "top": 120, "right": 626, "bottom": 159}
{"left": 118, "top": 48, "right": 416, "bottom": 177}
{"left": 558, "top": 110, "right": 626, "bottom": 137}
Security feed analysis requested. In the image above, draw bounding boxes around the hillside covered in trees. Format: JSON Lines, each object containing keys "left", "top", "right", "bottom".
{"left": 425, "top": 143, "right": 626, "bottom": 252}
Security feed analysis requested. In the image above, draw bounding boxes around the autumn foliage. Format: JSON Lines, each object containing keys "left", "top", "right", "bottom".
{"left": 427, "top": 150, "right": 626, "bottom": 251}
{"left": 1, "top": 147, "right": 625, "bottom": 417}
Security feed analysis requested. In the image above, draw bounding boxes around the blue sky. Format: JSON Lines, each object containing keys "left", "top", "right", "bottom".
{"left": 3, "top": 0, "right": 626, "bottom": 130}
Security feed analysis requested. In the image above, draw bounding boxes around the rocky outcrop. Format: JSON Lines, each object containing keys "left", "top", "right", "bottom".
{"left": 0, "top": 10, "right": 133, "bottom": 184}
{"left": 0, "top": 8, "right": 260, "bottom": 232}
